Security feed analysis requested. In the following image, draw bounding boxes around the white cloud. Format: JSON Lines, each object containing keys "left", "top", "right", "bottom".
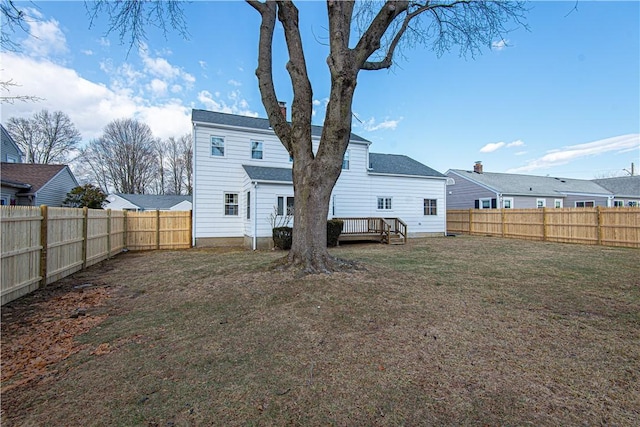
{"left": 149, "top": 79, "right": 168, "bottom": 96}
{"left": 138, "top": 44, "right": 194, "bottom": 88}
{"left": 491, "top": 39, "right": 509, "bottom": 51}
{"left": 197, "top": 90, "right": 259, "bottom": 117}
{"left": 22, "top": 10, "right": 68, "bottom": 57}
{"left": 199, "top": 60, "right": 207, "bottom": 69}
{"left": 480, "top": 139, "right": 526, "bottom": 153}
{"left": 359, "top": 117, "right": 401, "bottom": 132}
{"left": 480, "top": 142, "right": 505, "bottom": 153}
{"left": 507, "top": 134, "right": 640, "bottom": 173}
{"left": 81, "top": 49, "right": 94, "bottom": 56}
{"left": 228, "top": 79, "right": 242, "bottom": 87}
{"left": 1, "top": 52, "right": 191, "bottom": 141}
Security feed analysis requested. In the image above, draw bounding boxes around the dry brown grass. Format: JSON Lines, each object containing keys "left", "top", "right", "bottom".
{"left": 2, "top": 236, "right": 639, "bottom": 426}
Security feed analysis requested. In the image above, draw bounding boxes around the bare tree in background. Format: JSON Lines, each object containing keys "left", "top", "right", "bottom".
{"left": 6, "top": 109, "right": 81, "bottom": 164}
{"left": 82, "top": 118, "right": 158, "bottom": 194}
{"left": 165, "top": 134, "right": 191, "bottom": 195}
{"left": 181, "top": 133, "right": 193, "bottom": 195}
{"left": 90, "top": 0, "right": 528, "bottom": 272}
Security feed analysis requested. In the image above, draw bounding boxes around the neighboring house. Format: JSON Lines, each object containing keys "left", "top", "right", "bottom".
{"left": 1, "top": 163, "right": 79, "bottom": 207}
{"left": 593, "top": 176, "right": 640, "bottom": 207}
{"left": 446, "top": 162, "right": 614, "bottom": 209}
{"left": 105, "top": 193, "right": 193, "bottom": 211}
{"left": 1, "top": 124, "right": 23, "bottom": 163}
{"left": 192, "top": 108, "right": 447, "bottom": 249}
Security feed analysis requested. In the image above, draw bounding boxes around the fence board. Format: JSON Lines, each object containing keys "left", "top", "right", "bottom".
{"left": 46, "top": 207, "right": 85, "bottom": 285}
{"left": 447, "top": 207, "right": 640, "bottom": 248}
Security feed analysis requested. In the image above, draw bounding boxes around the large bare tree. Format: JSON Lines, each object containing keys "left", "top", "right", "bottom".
{"left": 6, "top": 109, "right": 81, "bottom": 164}
{"left": 82, "top": 118, "right": 158, "bottom": 194}
{"left": 90, "top": 0, "right": 528, "bottom": 272}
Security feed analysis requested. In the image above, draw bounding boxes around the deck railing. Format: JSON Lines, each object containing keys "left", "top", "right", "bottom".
{"left": 334, "top": 217, "right": 407, "bottom": 244}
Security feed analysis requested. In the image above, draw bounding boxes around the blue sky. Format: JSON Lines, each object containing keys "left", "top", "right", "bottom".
{"left": 2, "top": 0, "right": 639, "bottom": 179}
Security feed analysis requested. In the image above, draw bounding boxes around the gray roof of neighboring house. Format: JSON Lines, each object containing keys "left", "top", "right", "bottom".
{"left": 369, "top": 153, "right": 446, "bottom": 178}
{"left": 243, "top": 165, "right": 293, "bottom": 182}
{"left": 1, "top": 163, "right": 74, "bottom": 194}
{"left": 192, "top": 109, "right": 371, "bottom": 143}
{"left": 449, "top": 169, "right": 613, "bottom": 197}
{"left": 592, "top": 176, "right": 640, "bottom": 198}
{"left": 116, "top": 194, "right": 192, "bottom": 210}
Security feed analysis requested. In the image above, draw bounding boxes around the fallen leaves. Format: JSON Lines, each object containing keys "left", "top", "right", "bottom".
{"left": 1, "top": 286, "right": 110, "bottom": 393}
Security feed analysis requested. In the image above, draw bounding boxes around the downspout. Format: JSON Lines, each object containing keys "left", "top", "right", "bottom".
{"left": 253, "top": 181, "right": 258, "bottom": 250}
{"left": 192, "top": 122, "right": 197, "bottom": 247}
{"left": 443, "top": 179, "right": 447, "bottom": 236}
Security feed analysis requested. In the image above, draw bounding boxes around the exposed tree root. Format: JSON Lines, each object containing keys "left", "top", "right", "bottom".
{"left": 271, "top": 252, "right": 365, "bottom": 276}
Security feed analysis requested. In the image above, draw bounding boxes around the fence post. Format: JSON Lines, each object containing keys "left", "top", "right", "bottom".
{"left": 39, "top": 205, "right": 48, "bottom": 287}
{"left": 107, "top": 209, "right": 112, "bottom": 257}
{"left": 189, "top": 210, "right": 193, "bottom": 248}
{"left": 123, "top": 210, "right": 128, "bottom": 250}
{"left": 542, "top": 208, "right": 548, "bottom": 242}
{"left": 468, "top": 209, "right": 473, "bottom": 235}
{"left": 597, "top": 206, "right": 603, "bottom": 246}
{"left": 156, "top": 210, "right": 161, "bottom": 250}
{"left": 501, "top": 208, "right": 506, "bottom": 238}
{"left": 82, "top": 206, "right": 89, "bottom": 268}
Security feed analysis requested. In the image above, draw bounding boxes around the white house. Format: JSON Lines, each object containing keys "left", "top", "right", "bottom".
{"left": 105, "top": 194, "right": 192, "bottom": 211}
{"left": 192, "top": 108, "right": 447, "bottom": 249}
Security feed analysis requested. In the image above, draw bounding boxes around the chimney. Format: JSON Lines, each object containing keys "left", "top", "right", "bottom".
{"left": 278, "top": 101, "right": 287, "bottom": 120}
{"left": 474, "top": 161, "right": 483, "bottom": 174}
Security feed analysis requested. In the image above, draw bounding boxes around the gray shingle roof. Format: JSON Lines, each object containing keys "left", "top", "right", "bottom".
{"left": 449, "top": 169, "right": 613, "bottom": 197}
{"left": 192, "top": 109, "right": 371, "bottom": 143}
{"left": 1, "top": 163, "right": 70, "bottom": 193}
{"left": 369, "top": 153, "right": 446, "bottom": 178}
{"left": 593, "top": 176, "right": 640, "bottom": 197}
{"left": 116, "top": 194, "right": 192, "bottom": 210}
{"left": 242, "top": 165, "right": 292, "bottom": 183}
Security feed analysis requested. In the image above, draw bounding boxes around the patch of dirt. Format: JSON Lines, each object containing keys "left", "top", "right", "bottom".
{"left": 1, "top": 280, "right": 111, "bottom": 394}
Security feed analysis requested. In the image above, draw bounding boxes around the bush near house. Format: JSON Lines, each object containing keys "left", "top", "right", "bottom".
{"left": 272, "top": 219, "right": 344, "bottom": 250}
{"left": 327, "top": 219, "right": 344, "bottom": 247}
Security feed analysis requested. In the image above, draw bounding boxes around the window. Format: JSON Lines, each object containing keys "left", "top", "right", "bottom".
{"left": 377, "top": 197, "right": 392, "bottom": 210}
{"left": 246, "top": 192, "right": 251, "bottom": 219}
{"left": 629, "top": 201, "right": 638, "bottom": 207}
{"left": 575, "top": 201, "right": 594, "bottom": 208}
{"left": 480, "top": 198, "right": 492, "bottom": 209}
{"left": 224, "top": 193, "right": 238, "bottom": 216}
{"left": 6, "top": 155, "right": 18, "bottom": 163}
{"left": 211, "top": 136, "right": 225, "bottom": 157}
{"left": 342, "top": 150, "right": 350, "bottom": 170}
{"left": 536, "top": 199, "right": 546, "bottom": 208}
{"left": 423, "top": 199, "right": 437, "bottom": 216}
{"left": 251, "top": 141, "right": 263, "bottom": 159}
{"left": 503, "top": 198, "right": 514, "bottom": 209}
{"left": 613, "top": 200, "right": 624, "bottom": 207}
{"left": 0, "top": 197, "right": 7, "bottom": 205}
{"left": 277, "top": 196, "right": 294, "bottom": 215}
{"left": 554, "top": 199, "right": 563, "bottom": 208}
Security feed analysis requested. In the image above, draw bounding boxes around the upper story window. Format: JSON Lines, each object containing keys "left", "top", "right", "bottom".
{"left": 377, "top": 197, "right": 392, "bottom": 210}
{"left": 211, "top": 136, "right": 225, "bottom": 157}
{"left": 342, "top": 150, "right": 350, "bottom": 170}
{"left": 251, "top": 141, "right": 263, "bottom": 159}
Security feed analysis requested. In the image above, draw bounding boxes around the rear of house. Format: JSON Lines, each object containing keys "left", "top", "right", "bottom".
{"left": 192, "top": 108, "right": 447, "bottom": 249}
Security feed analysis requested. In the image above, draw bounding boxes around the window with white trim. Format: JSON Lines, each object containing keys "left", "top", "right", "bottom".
{"left": 277, "top": 196, "right": 294, "bottom": 216}
{"left": 503, "top": 198, "right": 514, "bottom": 209}
{"left": 480, "top": 198, "right": 492, "bottom": 209}
{"left": 613, "top": 200, "right": 624, "bottom": 207}
{"left": 342, "top": 150, "right": 350, "bottom": 170}
{"left": 224, "top": 193, "right": 238, "bottom": 216}
{"left": 575, "top": 201, "right": 594, "bottom": 208}
{"left": 554, "top": 199, "right": 563, "bottom": 208}
{"left": 629, "top": 201, "right": 638, "bottom": 207}
{"left": 377, "top": 197, "right": 392, "bottom": 210}
{"left": 423, "top": 199, "right": 437, "bottom": 215}
{"left": 211, "top": 136, "right": 225, "bottom": 157}
{"left": 536, "top": 199, "right": 546, "bottom": 208}
{"left": 251, "top": 141, "right": 263, "bottom": 159}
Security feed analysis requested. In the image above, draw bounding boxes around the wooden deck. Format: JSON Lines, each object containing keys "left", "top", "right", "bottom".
{"left": 333, "top": 217, "right": 407, "bottom": 245}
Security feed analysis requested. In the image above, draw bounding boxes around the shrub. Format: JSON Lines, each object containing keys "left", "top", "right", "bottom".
{"left": 327, "top": 219, "right": 344, "bottom": 247}
{"left": 272, "top": 227, "right": 293, "bottom": 250}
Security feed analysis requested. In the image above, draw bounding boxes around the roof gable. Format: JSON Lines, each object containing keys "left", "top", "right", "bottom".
{"left": 593, "top": 176, "right": 640, "bottom": 197}
{"left": 369, "top": 153, "right": 445, "bottom": 178}
{"left": 115, "top": 194, "right": 193, "bottom": 210}
{"left": 449, "top": 169, "right": 613, "bottom": 196}
{"left": 192, "top": 109, "right": 371, "bottom": 144}
{"left": 0, "top": 163, "right": 71, "bottom": 193}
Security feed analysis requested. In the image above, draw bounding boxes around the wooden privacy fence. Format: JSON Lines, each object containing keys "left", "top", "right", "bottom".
{"left": 447, "top": 207, "right": 640, "bottom": 248}
{"left": 1, "top": 206, "right": 191, "bottom": 305}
